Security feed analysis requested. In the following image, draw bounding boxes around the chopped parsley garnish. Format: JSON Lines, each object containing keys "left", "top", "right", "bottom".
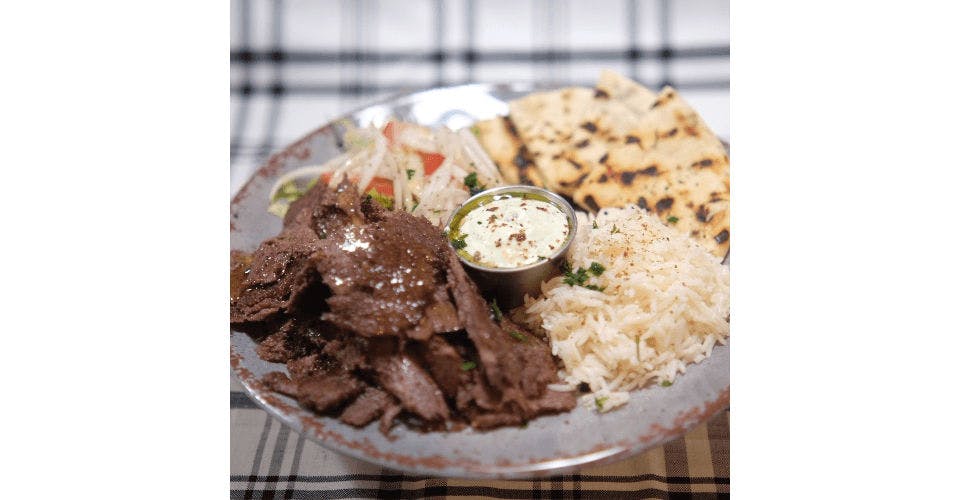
{"left": 660, "top": 380, "right": 673, "bottom": 387}
{"left": 562, "top": 266, "right": 590, "bottom": 287}
{"left": 410, "top": 200, "right": 419, "bottom": 212}
{"left": 610, "top": 225, "right": 621, "bottom": 234}
{"left": 490, "top": 299, "right": 503, "bottom": 322}
{"left": 460, "top": 361, "right": 477, "bottom": 371}
{"left": 594, "top": 396, "right": 609, "bottom": 411}
{"left": 463, "top": 172, "right": 486, "bottom": 195}
{"left": 589, "top": 262, "right": 605, "bottom": 276}
{"left": 509, "top": 330, "right": 527, "bottom": 342}
{"left": 406, "top": 169, "right": 416, "bottom": 180}
{"left": 666, "top": 215, "right": 679, "bottom": 224}
{"left": 564, "top": 262, "right": 605, "bottom": 291}
{"left": 592, "top": 220, "right": 599, "bottom": 229}
{"left": 450, "top": 234, "right": 468, "bottom": 249}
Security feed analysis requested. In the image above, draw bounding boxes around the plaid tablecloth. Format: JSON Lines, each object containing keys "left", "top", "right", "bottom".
{"left": 231, "top": 0, "right": 729, "bottom": 497}
{"left": 231, "top": 378, "right": 729, "bottom": 498}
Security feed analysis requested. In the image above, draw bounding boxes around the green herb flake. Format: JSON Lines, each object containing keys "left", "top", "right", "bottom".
{"left": 463, "top": 172, "right": 485, "bottom": 195}
{"left": 470, "top": 125, "right": 481, "bottom": 136}
{"left": 584, "top": 284, "right": 605, "bottom": 292}
{"left": 594, "top": 396, "right": 609, "bottom": 411}
{"left": 490, "top": 299, "right": 503, "bottom": 322}
{"left": 450, "top": 234, "right": 468, "bottom": 250}
{"left": 667, "top": 215, "right": 679, "bottom": 224}
{"left": 562, "top": 267, "right": 590, "bottom": 287}
{"left": 463, "top": 172, "right": 478, "bottom": 189}
{"left": 610, "top": 225, "right": 621, "bottom": 234}
{"left": 460, "top": 361, "right": 477, "bottom": 371}
{"left": 589, "top": 262, "right": 605, "bottom": 276}
{"left": 410, "top": 200, "right": 419, "bottom": 212}
{"left": 660, "top": 380, "right": 673, "bottom": 387}
{"left": 509, "top": 331, "right": 527, "bottom": 342}
{"left": 592, "top": 220, "right": 599, "bottom": 229}
{"left": 406, "top": 169, "right": 416, "bottom": 180}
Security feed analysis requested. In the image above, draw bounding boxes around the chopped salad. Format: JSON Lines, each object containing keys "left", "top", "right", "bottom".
{"left": 268, "top": 120, "right": 504, "bottom": 226}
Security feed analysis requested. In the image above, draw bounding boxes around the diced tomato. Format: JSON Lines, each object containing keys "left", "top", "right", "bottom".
{"left": 382, "top": 121, "right": 396, "bottom": 145}
{"left": 417, "top": 151, "right": 445, "bottom": 175}
{"left": 365, "top": 176, "right": 395, "bottom": 197}
{"left": 320, "top": 172, "right": 333, "bottom": 184}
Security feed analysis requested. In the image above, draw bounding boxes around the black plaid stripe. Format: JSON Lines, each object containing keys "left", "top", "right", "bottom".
{"left": 245, "top": 416, "right": 273, "bottom": 499}
{"left": 707, "top": 410, "right": 730, "bottom": 479}
{"left": 232, "top": 390, "right": 258, "bottom": 409}
{"left": 230, "top": 0, "right": 251, "bottom": 163}
{"left": 231, "top": 48, "right": 729, "bottom": 91}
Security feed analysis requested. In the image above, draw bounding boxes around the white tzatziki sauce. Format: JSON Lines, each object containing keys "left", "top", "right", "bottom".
{"left": 454, "top": 195, "right": 569, "bottom": 268}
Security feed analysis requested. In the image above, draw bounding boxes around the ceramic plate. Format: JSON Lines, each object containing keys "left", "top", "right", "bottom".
{"left": 230, "top": 83, "right": 729, "bottom": 479}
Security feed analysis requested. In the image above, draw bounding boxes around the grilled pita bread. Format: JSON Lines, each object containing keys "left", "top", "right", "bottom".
{"left": 476, "top": 71, "right": 729, "bottom": 257}
{"left": 472, "top": 116, "right": 544, "bottom": 186}
{"left": 507, "top": 86, "right": 643, "bottom": 196}
{"left": 571, "top": 86, "right": 730, "bottom": 257}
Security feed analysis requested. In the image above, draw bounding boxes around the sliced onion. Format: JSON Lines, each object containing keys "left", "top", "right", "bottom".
{"left": 458, "top": 127, "right": 503, "bottom": 184}
{"left": 267, "top": 152, "right": 350, "bottom": 201}
{"left": 355, "top": 127, "right": 386, "bottom": 193}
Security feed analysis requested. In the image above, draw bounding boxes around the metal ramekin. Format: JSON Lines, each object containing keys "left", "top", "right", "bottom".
{"left": 444, "top": 185, "right": 578, "bottom": 309}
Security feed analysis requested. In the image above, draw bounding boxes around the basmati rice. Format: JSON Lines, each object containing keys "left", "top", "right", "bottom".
{"left": 520, "top": 205, "right": 729, "bottom": 412}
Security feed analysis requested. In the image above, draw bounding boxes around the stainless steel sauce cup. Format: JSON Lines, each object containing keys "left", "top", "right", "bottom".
{"left": 444, "top": 185, "right": 578, "bottom": 310}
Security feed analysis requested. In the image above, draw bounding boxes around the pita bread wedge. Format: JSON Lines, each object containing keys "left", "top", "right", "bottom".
{"left": 508, "top": 86, "right": 644, "bottom": 196}
{"left": 572, "top": 86, "right": 730, "bottom": 257}
{"left": 472, "top": 116, "right": 544, "bottom": 186}
{"left": 595, "top": 69, "right": 659, "bottom": 115}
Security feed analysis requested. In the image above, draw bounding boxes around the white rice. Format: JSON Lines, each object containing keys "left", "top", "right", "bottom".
{"left": 520, "top": 205, "right": 729, "bottom": 412}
